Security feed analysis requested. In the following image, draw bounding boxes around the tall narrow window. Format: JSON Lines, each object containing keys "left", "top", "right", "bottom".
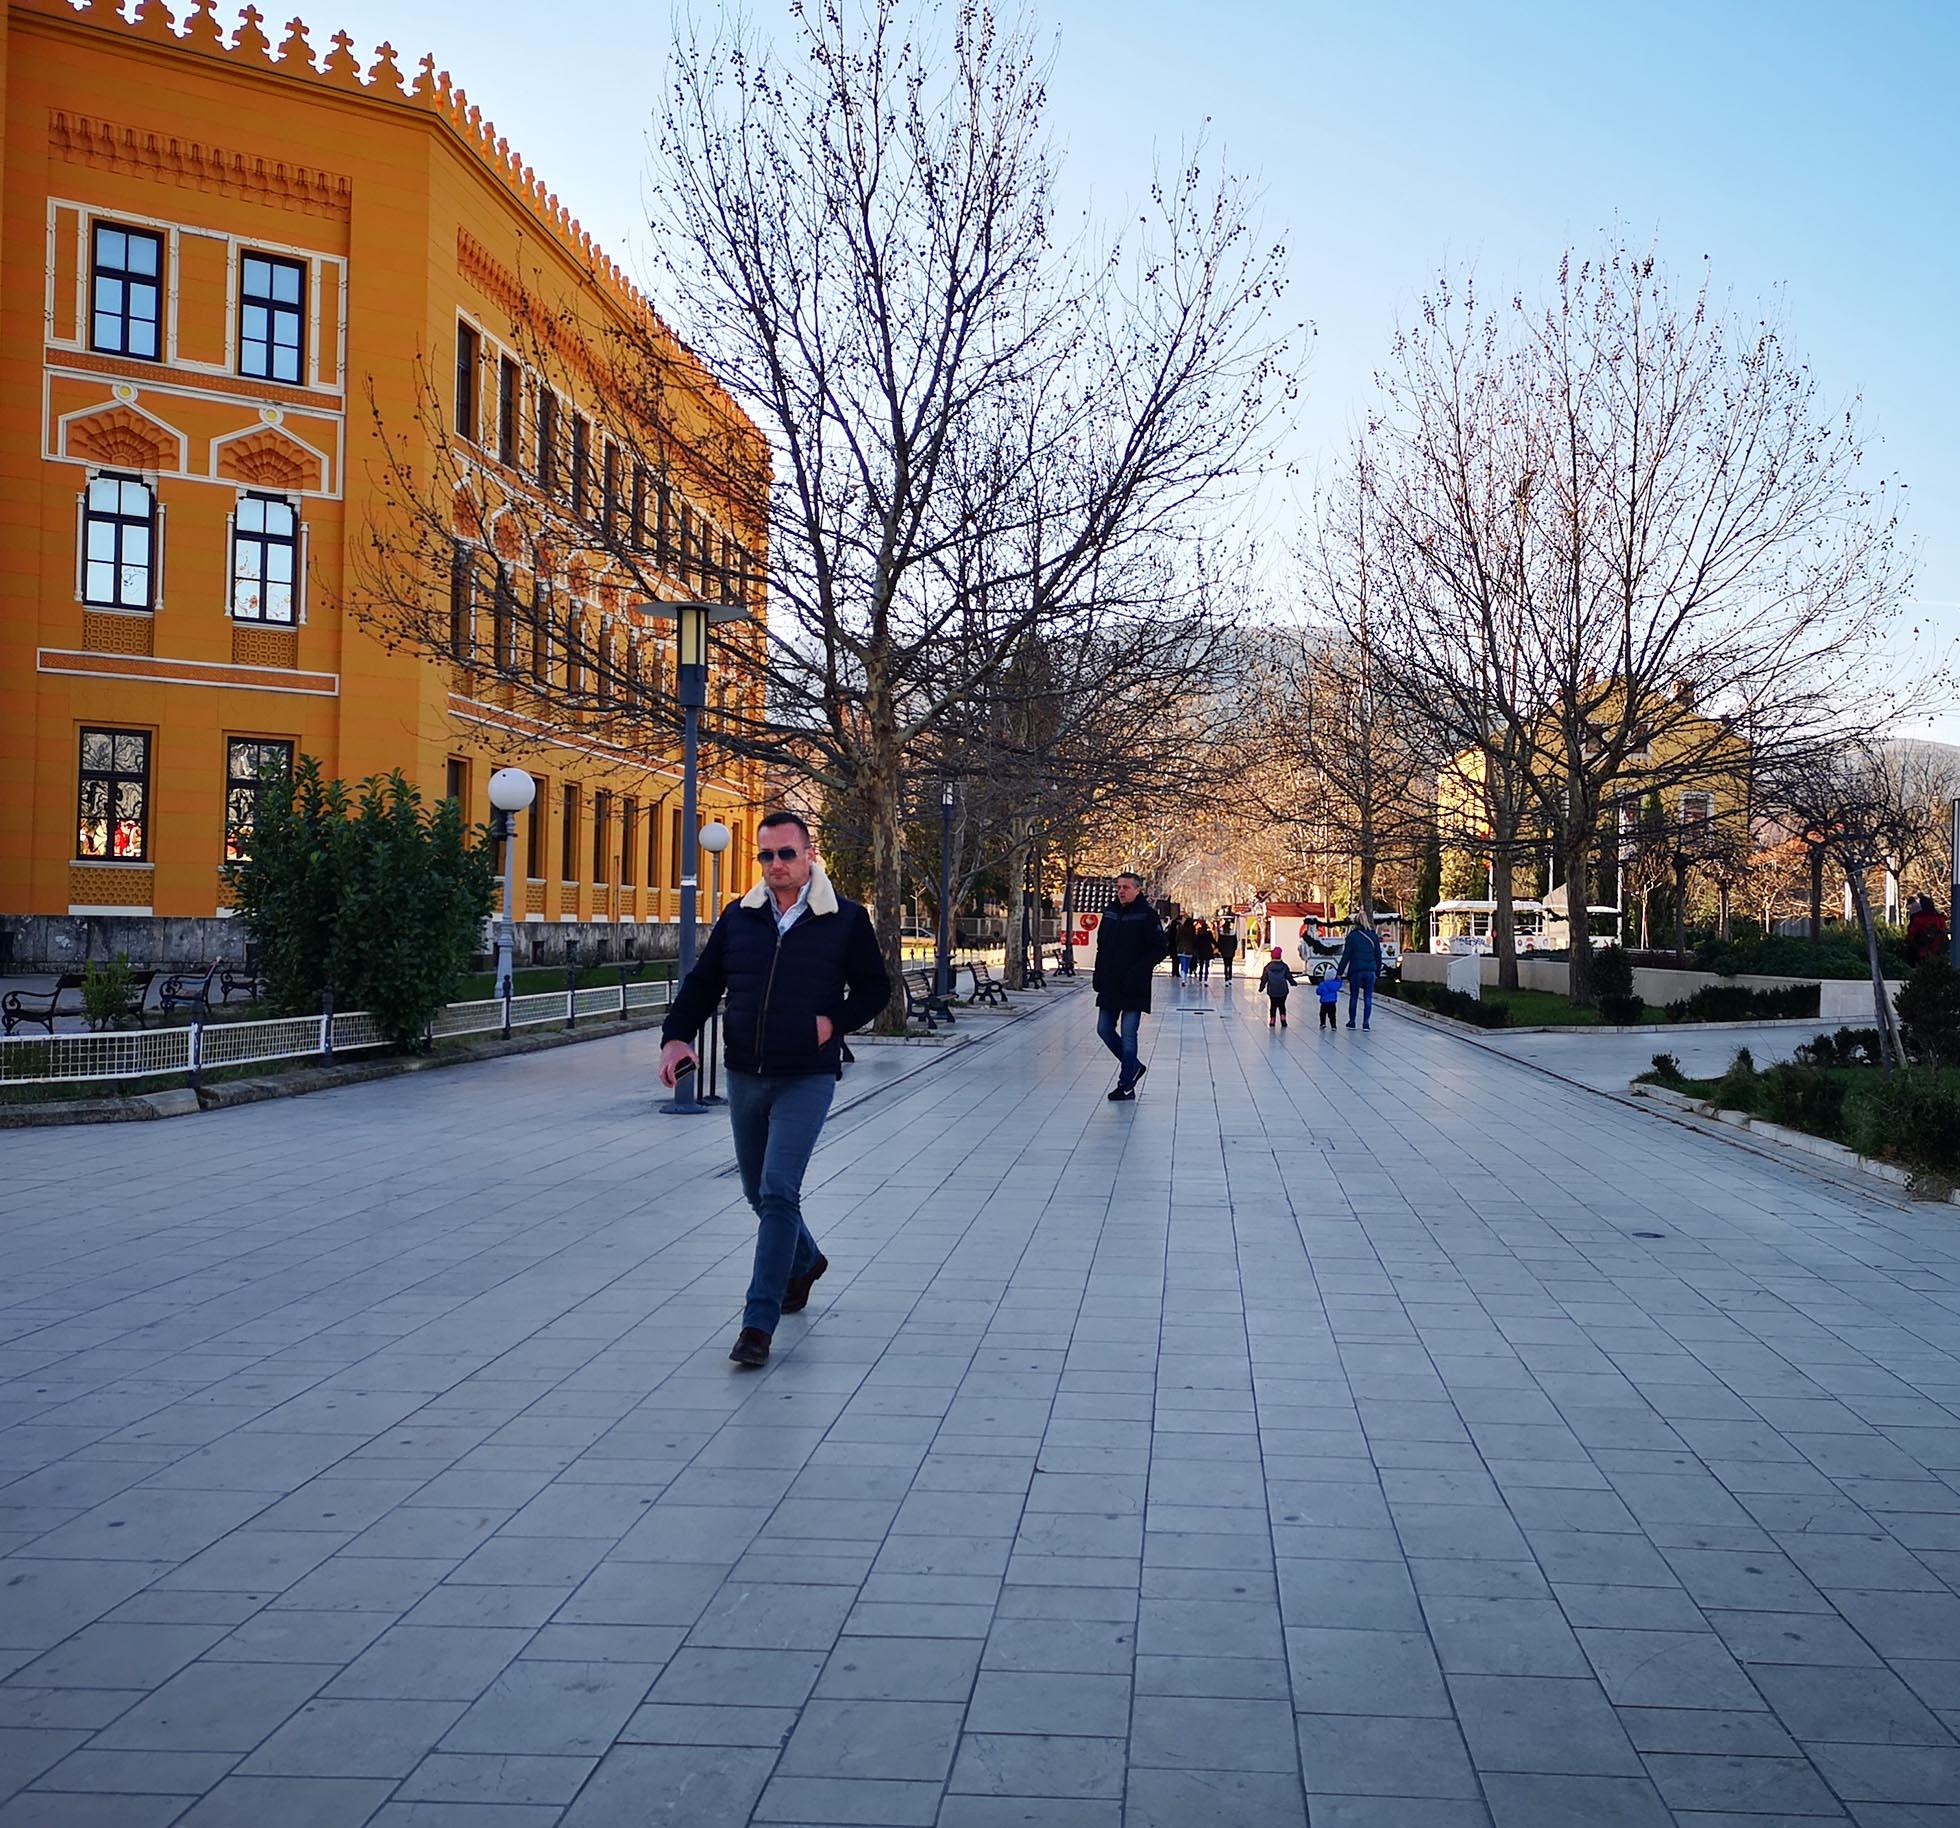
{"left": 669, "top": 808, "right": 683, "bottom": 888}
{"left": 647, "top": 802, "right": 661, "bottom": 888}
{"left": 239, "top": 252, "right": 306, "bottom": 382}
{"left": 492, "top": 563, "right": 519, "bottom": 671}
{"left": 631, "top": 465, "right": 649, "bottom": 550}
{"left": 597, "top": 625, "right": 615, "bottom": 709}
{"left": 224, "top": 738, "right": 295, "bottom": 862}
{"left": 230, "top": 493, "right": 299, "bottom": 623}
{"left": 562, "top": 608, "right": 581, "bottom": 697}
{"left": 497, "top": 356, "right": 520, "bottom": 465}
{"left": 677, "top": 503, "right": 692, "bottom": 585}
{"left": 536, "top": 387, "right": 558, "bottom": 491}
{"left": 531, "top": 579, "right": 554, "bottom": 686}
{"left": 445, "top": 757, "right": 468, "bottom": 805}
{"left": 593, "top": 790, "right": 611, "bottom": 884}
{"left": 77, "top": 728, "right": 150, "bottom": 861}
{"left": 448, "top": 542, "right": 474, "bottom": 660}
{"left": 570, "top": 415, "right": 590, "bottom": 515}
{"left": 655, "top": 475, "right": 672, "bottom": 567}
{"left": 526, "top": 776, "right": 547, "bottom": 878}
{"left": 602, "top": 442, "right": 620, "bottom": 538}
{"left": 82, "top": 474, "right": 157, "bottom": 612}
{"left": 622, "top": 798, "right": 639, "bottom": 887}
{"left": 561, "top": 784, "right": 580, "bottom": 882}
{"left": 90, "top": 223, "right": 163, "bottom": 359}
{"left": 720, "top": 534, "right": 736, "bottom": 604}
{"left": 454, "top": 322, "right": 480, "bottom": 441}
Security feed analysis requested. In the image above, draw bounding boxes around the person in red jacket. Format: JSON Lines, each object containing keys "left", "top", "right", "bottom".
{"left": 1905, "top": 894, "right": 1949, "bottom": 968}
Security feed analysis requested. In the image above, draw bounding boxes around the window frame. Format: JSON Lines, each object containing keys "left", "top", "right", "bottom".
{"left": 228, "top": 491, "right": 301, "bottom": 624}
{"left": 89, "top": 221, "right": 164, "bottom": 361}
{"left": 225, "top": 736, "right": 296, "bottom": 862}
{"left": 497, "top": 355, "right": 521, "bottom": 467}
{"left": 570, "top": 415, "right": 590, "bottom": 516}
{"left": 454, "top": 320, "right": 480, "bottom": 442}
{"left": 81, "top": 472, "right": 159, "bottom": 614}
{"left": 77, "top": 726, "right": 152, "bottom": 863}
{"left": 237, "top": 250, "right": 307, "bottom": 384}
{"left": 593, "top": 789, "right": 611, "bottom": 886}
{"left": 621, "top": 797, "right": 639, "bottom": 888}
{"left": 536, "top": 386, "right": 558, "bottom": 493}
{"left": 525, "top": 774, "right": 547, "bottom": 880}
{"left": 561, "top": 782, "right": 580, "bottom": 883}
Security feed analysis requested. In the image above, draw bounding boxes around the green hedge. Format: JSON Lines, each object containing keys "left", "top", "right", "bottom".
{"left": 1843, "top": 1072, "right": 1960, "bottom": 1174}
{"left": 1666, "top": 982, "right": 1821, "bottom": 1023}
{"left": 1389, "top": 978, "right": 1511, "bottom": 1028}
{"left": 1693, "top": 933, "right": 1907, "bottom": 981}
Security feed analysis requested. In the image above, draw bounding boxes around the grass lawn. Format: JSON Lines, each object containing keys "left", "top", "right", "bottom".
{"left": 1480, "top": 986, "right": 1665, "bottom": 1027}
{"left": 454, "top": 961, "right": 676, "bottom": 1000}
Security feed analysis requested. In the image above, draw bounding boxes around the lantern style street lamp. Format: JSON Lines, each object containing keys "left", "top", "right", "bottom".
{"left": 487, "top": 767, "right": 536, "bottom": 1009}
{"left": 697, "top": 819, "right": 732, "bottom": 1102}
{"left": 637, "top": 596, "right": 749, "bottom": 1114}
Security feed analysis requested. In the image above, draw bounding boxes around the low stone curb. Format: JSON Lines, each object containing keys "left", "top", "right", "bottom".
{"left": 1379, "top": 995, "right": 1830, "bottom": 1039}
{"left": 1627, "top": 1079, "right": 1959, "bottom": 1206}
{"left": 0, "top": 1010, "right": 673, "bottom": 1127}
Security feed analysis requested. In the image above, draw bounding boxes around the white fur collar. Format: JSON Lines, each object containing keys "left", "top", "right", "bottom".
{"left": 741, "top": 858, "right": 840, "bottom": 917}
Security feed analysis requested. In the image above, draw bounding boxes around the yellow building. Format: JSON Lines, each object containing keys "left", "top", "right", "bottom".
{"left": 0, "top": 0, "right": 766, "bottom": 967}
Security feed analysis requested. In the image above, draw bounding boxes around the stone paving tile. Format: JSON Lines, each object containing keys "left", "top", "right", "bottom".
{"left": 7, "top": 984, "right": 1960, "bottom": 1824}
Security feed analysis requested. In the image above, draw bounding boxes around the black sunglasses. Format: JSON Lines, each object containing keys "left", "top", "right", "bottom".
{"left": 756, "top": 846, "right": 802, "bottom": 862}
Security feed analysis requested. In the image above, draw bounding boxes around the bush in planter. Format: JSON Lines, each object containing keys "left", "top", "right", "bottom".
{"left": 1843, "top": 1071, "right": 1960, "bottom": 1175}
{"left": 1759, "top": 1063, "right": 1851, "bottom": 1137}
{"left": 1896, "top": 958, "right": 1960, "bottom": 1069}
{"left": 1712, "top": 1046, "right": 1762, "bottom": 1114}
{"left": 1650, "top": 1052, "right": 1684, "bottom": 1082}
{"left": 1792, "top": 1027, "right": 1882, "bottom": 1069}
{"left": 1598, "top": 993, "right": 1645, "bottom": 1024}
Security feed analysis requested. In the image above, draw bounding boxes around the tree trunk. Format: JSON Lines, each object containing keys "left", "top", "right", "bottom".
{"left": 1844, "top": 867, "right": 1904, "bottom": 1073}
{"left": 1489, "top": 791, "right": 1521, "bottom": 992}
{"left": 1060, "top": 861, "right": 1077, "bottom": 977}
{"left": 1564, "top": 838, "right": 1594, "bottom": 1005}
{"left": 1002, "top": 818, "right": 1032, "bottom": 990}
{"left": 860, "top": 749, "right": 909, "bottom": 1036}
{"left": 1672, "top": 856, "right": 1690, "bottom": 957}
{"left": 1808, "top": 846, "right": 1824, "bottom": 941}
{"left": 1717, "top": 878, "right": 1731, "bottom": 941}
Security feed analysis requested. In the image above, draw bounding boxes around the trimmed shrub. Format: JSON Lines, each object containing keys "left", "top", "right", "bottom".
{"left": 225, "top": 758, "right": 497, "bottom": 1050}
{"left": 1392, "top": 979, "right": 1510, "bottom": 1028}
{"left": 1650, "top": 1052, "right": 1684, "bottom": 1081}
{"left": 1666, "top": 982, "right": 1821, "bottom": 1023}
{"left": 1791, "top": 1027, "right": 1882, "bottom": 1069}
{"left": 1896, "top": 958, "right": 1960, "bottom": 1069}
{"left": 1843, "top": 1072, "right": 1960, "bottom": 1175}
{"left": 1591, "top": 944, "right": 1635, "bottom": 999}
{"left": 1598, "top": 993, "right": 1645, "bottom": 1025}
{"left": 1712, "top": 1046, "right": 1762, "bottom": 1114}
{"left": 1759, "top": 1064, "right": 1851, "bottom": 1138}
{"left": 1692, "top": 933, "right": 1907, "bottom": 981}
{"left": 80, "top": 952, "right": 135, "bottom": 1031}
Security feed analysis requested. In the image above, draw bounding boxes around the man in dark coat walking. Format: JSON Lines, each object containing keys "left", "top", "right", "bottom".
{"left": 1093, "top": 872, "right": 1168, "bottom": 1100}
{"left": 660, "top": 811, "right": 891, "bottom": 1368}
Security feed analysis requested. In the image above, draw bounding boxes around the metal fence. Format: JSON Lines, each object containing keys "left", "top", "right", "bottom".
{"left": 0, "top": 975, "right": 672, "bottom": 1091}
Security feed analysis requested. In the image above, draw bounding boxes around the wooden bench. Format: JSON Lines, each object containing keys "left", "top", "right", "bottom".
{"left": 966, "top": 959, "right": 1010, "bottom": 1007}
{"left": 3, "top": 971, "right": 87, "bottom": 1036}
{"left": 159, "top": 959, "right": 224, "bottom": 1018}
{"left": 2, "top": 967, "right": 156, "bottom": 1034}
{"left": 903, "top": 967, "right": 953, "bottom": 1031}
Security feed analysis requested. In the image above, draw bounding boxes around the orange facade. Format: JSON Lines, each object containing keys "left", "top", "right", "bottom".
{"left": 0, "top": 0, "right": 764, "bottom": 948}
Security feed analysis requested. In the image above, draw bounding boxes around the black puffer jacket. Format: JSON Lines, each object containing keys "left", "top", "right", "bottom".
{"left": 662, "top": 869, "right": 891, "bottom": 1077}
{"left": 1093, "top": 898, "right": 1168, "bottom": 1013}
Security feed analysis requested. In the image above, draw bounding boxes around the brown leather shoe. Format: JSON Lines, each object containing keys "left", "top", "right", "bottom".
{"left": 782, "top": 1255, "right": 829, "bottom": 1315}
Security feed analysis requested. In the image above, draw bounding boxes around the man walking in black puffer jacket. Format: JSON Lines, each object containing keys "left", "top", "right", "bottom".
{"left": 1093, "top": 872, "right": 1168, "bottom": 1101}
{"left": 660, "top": 811, "right": 891, "bottom": 1367}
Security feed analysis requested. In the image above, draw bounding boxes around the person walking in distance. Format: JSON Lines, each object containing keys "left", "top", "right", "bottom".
{"left": 1338, "top": 917, "right": 1385, "bottom": 1030}
{"left": 1218, "top": 921, "right": 1239, "bottom": 981}
{"left": 1094, "top": 872, "right": 1168, "bottom": 1100}
{"left": 1257, "top": 947, "right": 1295, "bottom": 1028}
{"left": 659, "top": 811, "right": 891, "bottom": 1368}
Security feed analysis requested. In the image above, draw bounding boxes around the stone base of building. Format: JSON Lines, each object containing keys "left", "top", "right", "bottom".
{"left": 0, "top": 913, "right": 682, "bottom": 974}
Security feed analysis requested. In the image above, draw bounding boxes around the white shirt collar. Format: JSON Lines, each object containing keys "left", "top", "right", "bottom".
{"left": 773, "top": 879, "right": 813, "bottom": 933}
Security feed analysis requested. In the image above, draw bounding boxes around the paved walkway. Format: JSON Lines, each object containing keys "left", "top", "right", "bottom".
{"left": 2, "top": 976, "right": 1959, "bottom": 1827}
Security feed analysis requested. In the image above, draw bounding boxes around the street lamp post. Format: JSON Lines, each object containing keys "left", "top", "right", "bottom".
{"left": 698, "top": 819, "right": 731, "bottom": 1103}
{"left": 637, "top": 595, "right": 749, "bottom": 1116}
{"left": 933, "top": 779, "right": 955, "bottom": 1022}
{"left": 487, "top": 767, "right": 536, "bottom": 1035}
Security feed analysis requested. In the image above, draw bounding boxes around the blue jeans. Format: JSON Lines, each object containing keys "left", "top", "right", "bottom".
{"left": 1346, "top": 972, "right": 1377, "bottom": 1025}
{"left": 726, "top": 1070, "right": 835, "bottom": 1333}
{"left": 1096, "top": 1007, "right": 1142, "bottom": 1083}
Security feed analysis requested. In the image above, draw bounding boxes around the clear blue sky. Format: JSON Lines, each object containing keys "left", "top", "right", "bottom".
{"left": 315, "top": 0, "right": 1960, "bottom": 734}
